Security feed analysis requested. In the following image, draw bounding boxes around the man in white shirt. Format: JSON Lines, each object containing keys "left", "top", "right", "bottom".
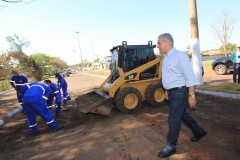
{"left": 157, "top": 33, "right": 206, "bottom": 158}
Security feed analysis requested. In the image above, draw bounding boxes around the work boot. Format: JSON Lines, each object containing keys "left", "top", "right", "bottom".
{"left": 31, "top": 130, "right": 39, "bottom": 136}
{"left": 67, "top": 96, "right": 71, "bottom": 101}
{"left": 53, "top": 125, "right": 64, "bottom": 131}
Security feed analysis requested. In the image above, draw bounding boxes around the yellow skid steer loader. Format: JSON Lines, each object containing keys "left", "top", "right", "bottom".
{"left": 76, "top": 41, "right": 165, "bottom": 116}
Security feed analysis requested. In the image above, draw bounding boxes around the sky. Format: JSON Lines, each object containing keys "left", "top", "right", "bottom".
{"left": 0, "top": 0, "right": 239, "bottom": 65}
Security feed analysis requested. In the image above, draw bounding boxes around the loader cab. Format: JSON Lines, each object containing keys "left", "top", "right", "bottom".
{"left": 110, "top": 41, "right": 157, "bottom": 82}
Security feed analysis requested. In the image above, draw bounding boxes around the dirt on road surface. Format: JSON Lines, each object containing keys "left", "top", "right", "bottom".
{"left": 0, "top": 72, "right": 239, "bottom": 160}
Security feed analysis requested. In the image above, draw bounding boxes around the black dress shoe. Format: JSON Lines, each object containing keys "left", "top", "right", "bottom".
{"left": 191, "top": 132, "right": 207, "bottom": 142}
{"left": 158, "top": 148, "right": 176, "bottom": 158}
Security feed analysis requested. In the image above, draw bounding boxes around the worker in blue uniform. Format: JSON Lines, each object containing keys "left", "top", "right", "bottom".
{"left": 55, "top": 73, "right": 71, "bottom": 106}
{"left": 44, "top": 79, "right": 62, "bottom": 117}
{"left": 20, "top": 82, "right": 63, "bottom": 135}
{"left": 10, "top": 70, "right": 28, "bottom": 112}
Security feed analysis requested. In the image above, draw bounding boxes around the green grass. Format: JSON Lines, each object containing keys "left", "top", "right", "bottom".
{"left": 0, "top": 80, "right": 12, "bottom": 92}
{"left": 198, "top": 60, "right": 240, "bottom": 94}
{"left": 202, "top": 60, "right": 213, "bottom": 69}
{"left": 196, "top": 82, "right": 240, "bottom": 94}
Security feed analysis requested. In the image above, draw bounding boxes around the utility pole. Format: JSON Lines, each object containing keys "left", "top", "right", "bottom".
{"left": 73, "top": 51, "right": 77, "bottom": 71}
{"left": 91, "top": 39, "right": 95, "bottom": 61}
{"left": 189, "top": 0, "right": 202, "bottom": 85}
{"left": 75, "top": 31, "right": 84, "bottom": 73}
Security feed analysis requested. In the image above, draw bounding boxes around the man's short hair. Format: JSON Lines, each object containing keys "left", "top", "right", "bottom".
{"left": 44, "top": 79, "right": 52, "bottom": 84}
{"left": 158, "top": 33, "right": 174, "bottom": 47}
{"left": 55, "top": 73, "right": 60, "bottom": 78}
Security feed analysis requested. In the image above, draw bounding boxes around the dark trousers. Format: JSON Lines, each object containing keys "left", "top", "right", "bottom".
{"left": 233, "top": 63, "right": 240, "bottom": 83}
{"left": 167, "top": 87, "right": 205, "bottom": 147}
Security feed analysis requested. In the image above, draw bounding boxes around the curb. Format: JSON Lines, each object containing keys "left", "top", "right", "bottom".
{"left": 195, "top": 89, "right": 240, "bottom": 99}
{"left": 0, "top": 88, "right": 14, "bottom": 96}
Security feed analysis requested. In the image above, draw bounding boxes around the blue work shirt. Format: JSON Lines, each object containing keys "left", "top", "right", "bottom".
{"left": 162, "top": 48, "right": 197, "bottom": 90}
{"left": 22, "top": 82, "right": 51, "bottom": 101}
{"left": 50, "top": 82, "right": 61, "bottom": 104}
{"left": 10, "top": 74, "right": 28, "bottom": 89}
{"left": 19, "top": 83, "right": 30, "bottom": 97}
{"left": 57, "top": 75, "right": 67, "bottom": 90}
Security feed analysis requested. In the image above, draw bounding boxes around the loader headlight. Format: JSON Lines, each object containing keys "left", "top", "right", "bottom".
{"left": 124, "top": 73, "right": 137, "bottom": 80}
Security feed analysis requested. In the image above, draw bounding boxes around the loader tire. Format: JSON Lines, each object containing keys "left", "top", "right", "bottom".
{"left": 115, "top": 87, "right": 142, "bottom": 114}
{"left": 145, "top": 82, "right": 165, "bottom": 107}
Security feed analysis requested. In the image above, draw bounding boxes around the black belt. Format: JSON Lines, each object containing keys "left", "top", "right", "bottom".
{"left": 167, "top": 86, "right": 186, "bottom": 92}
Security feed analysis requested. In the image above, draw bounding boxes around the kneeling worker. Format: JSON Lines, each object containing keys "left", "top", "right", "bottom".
{"left": 21, "top": 82, "right": 63, "bottom": 135}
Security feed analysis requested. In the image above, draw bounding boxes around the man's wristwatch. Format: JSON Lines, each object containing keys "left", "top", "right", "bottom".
{"left": 189, "top": 94, "right": 195, "bottom": 98}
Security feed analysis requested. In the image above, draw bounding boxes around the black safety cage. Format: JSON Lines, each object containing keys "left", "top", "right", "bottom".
{"left": 111, "top": 41, "right": 156, "bottom": 73}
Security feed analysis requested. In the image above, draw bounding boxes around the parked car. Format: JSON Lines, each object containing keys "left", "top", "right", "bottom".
{"left": 62, "top": 71, "right": 70, "bottom": 77}
{"left": 66, "top": 69, "right": 72, "bottom": 74}
{"left": 212, "top": 55, "right": 233, "bottom": 75}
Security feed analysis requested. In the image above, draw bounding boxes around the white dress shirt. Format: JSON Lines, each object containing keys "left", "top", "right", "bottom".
{"left": 162, "top": 48, "right": 197, "bottom": 90}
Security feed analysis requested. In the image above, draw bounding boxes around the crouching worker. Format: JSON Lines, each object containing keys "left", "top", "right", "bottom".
{"left": 44, "top": 80, "right": 62, "bottom": 117}
{"left": 55, "top": 73, "right": 71, "bottom": 106}
{"left": 21, "top": 82, "right": 63, "bottom": 135}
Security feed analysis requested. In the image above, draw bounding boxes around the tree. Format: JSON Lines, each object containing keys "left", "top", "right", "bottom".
{"left": 6, "top": 34, "right": 43, "bottom": 81}
{"left": 50, "top": 57, "right": 67, "bottom": 70}
{"left": 219, "top": 43, "right": 237, "bottom": 54}
{"left": 210, "top": 10, "right": 238, "bottom": 56}
{"left": 0, "top": 52, "right": 13, "bottom": 80}
{"left": 31, "top": 53, "right": 57, "bottom": 76}
{"left": 2, "top": 0, "right": 34, "bottom": 3}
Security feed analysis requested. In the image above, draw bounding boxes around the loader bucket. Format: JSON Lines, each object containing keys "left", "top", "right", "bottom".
{"left": 76, "top": 90, "right": 113, "bottom": 116}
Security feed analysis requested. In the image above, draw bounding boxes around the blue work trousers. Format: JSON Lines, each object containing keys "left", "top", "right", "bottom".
{"left": 167, "top": 87, "right": 205, "bottom": 147}
{"left": 16, "top": 91, "right": 25, "bottom": 111}
{"left": 23, "top": 96, "right": 58, "bottom": 134}
{"left": 47, "top": 94, "right": 62, "bottom": 114}
{"left": 61, "top": 85, "right": 71, "bottom": 105}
